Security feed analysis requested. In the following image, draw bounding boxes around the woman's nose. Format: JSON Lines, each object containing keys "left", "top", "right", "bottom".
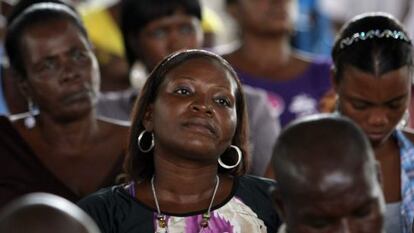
{"left": 191, "top": 99, "right": 213, "bottom": 116}
{"left": 367, "top": 108, "right": 389, "bottom": 127}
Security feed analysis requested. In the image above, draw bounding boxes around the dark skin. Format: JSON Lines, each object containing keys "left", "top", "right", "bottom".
{"left": 134, "top": 58, "right": 238, "bottom": 213}
{"left": 275, "top": 157, "right": 385, "bottom": 233}
{"left": 223, "top": 0, "right": 310, "bottom": 81}
{"left": 128, "top": 11, "right": 203, "bottom": 72}
{"left": 12, "top": 19, "right": 128, "bottom": 196}
{"left": 273, "top": 120, "right": 385, "bottom": 233}
{"left": 335, "top": 65, "right": 412, "bottom": 203}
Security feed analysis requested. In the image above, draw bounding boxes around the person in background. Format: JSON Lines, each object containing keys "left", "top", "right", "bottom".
{"left": 223, "top": 0, "right": 332, "bottom": 127}
{"left": 80, "top": 0, "right": 130, "bottom": 92}
{"left": 0, "top": 3, "right": 128, "bottom": 207}
{"left": 79, "top": 49, "right": 280, "bottom": 233}
{"left": 0, "top": 192, "right": 101, "bottom": 233}
{"left": 332, "top": 12, "right": 413, "bottom": 232}
{"left": 292, "top": 0, "right": 334, "bottom": 56}
{"left": 272, "top": 114, "right": 385, "bottom": 233}
{"left": 98, "top": 0, "right": 280, "bottom": 176}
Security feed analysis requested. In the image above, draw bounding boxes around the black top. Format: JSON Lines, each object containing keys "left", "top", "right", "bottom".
{"left": 78, "top": 175, "right": 281, "bottom": 233}
{"left": 0, "top": 116, "right": 124, "bottom": 207}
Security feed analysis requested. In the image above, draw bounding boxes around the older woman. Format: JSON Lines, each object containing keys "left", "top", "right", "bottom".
{"left": 79, "top": 49, "right": 280, "bottom": 233}
{"left": 332, "top": 13, "right": 413, "bottom": 233}
{"left": 0, "top": 3, "right": 128, "bottom": 207}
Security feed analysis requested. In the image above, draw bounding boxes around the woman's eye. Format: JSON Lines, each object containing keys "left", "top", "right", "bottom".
{"left": 39, "top": 59, "right": 58, "bottom": 72}
{"left": 215, "top": 97, "right": 231, "bottom": 107}
{"left": 307, "top": 219, "right": 331, "bottom": 229}
{"left": 150, "top": 28, "right": 167, "bottom": 39}
{"left": 351, "top": 101, "right": 369, "bottom": 110}
{"left": 72, "top": 50, "right": 88, "bottom": 62}
{"left": 387, "top": 101, "right": 403, "bottom": 109}
{"left": 174, "top": 88, "right": 192, "bottom": 96}
{"left": 179, "top": 24, "right": 195, "bottom": 35}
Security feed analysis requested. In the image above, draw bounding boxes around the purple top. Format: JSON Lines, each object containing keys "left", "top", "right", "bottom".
{"left": 237, "top": 58, "right": 332, "bottom": 126}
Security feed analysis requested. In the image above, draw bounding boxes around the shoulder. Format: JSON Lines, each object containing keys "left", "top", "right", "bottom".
{"left": 238, "top": 175, "right": 276, "bottom": 192}
{"left": 78, "top": 185, "right": 128, "bottom": 231}
{"left": 98, "top": 116, "right": 131, "bottom": 128}
{"left": 242, "top": 85, "right": 269, "bottom": 110}
{"left": 401, "top": 128, "right": 414, "bottom": 144}
{"left": 97, "top": 89, "right": 137, "bottom": 121}
{"left": 236, "top": 175, "right": 281, "bottom": 232}
{"left": 79, "top": 184, "right": 154, "bottom": 233}
{"left": 78, "top": 185, "right": 125, "bottom": 210}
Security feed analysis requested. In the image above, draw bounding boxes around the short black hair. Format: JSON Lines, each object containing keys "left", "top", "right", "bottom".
{"left": 332, "top": 12, "right": 413, "bottom": 83}
{"left": 125, "top": 49, "right": 249, "bottom": 181}
{"left": 120, "top": 0, "right": 202, "bottom": 66}
{"left": 5, "top": 2, "right": 89, "bottom": 78}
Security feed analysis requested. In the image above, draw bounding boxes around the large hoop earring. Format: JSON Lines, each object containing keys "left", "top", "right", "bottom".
{"left": 218, "top": 145, "right": 242, "bottom": 169}
{"left": 137, "top": 130, "right": 154, "bottom": 153}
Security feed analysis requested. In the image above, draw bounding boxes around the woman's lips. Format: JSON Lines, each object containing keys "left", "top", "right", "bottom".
{"left": 182, "top": 118, "right": 217, "bottom": 137}
{"left": 367, "top": 132, "right": 386, "bottom": 141}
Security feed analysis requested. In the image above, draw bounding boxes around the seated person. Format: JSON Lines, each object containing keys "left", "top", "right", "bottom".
{"left": 0, "top": 3, "right": 128, "bottom": 207}
{"left": 272, "top": 114, "right": 385, "bottom": 233}
{"left": 97, "top": 0, "right": 280, "bottom": 176}
{"left": 223, "top": 0, "right": 332, "bottom": 127}
{"left": 332, "top": 12, "right": 413, "bottom": 232}
{"left": 0, "top": 192, "right": 101, "bottom": 233}
{"left": 79, "top": 49, "right": 280, "bottom": 233}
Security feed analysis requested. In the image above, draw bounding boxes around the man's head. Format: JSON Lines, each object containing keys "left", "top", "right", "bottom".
{"left": 272, "top": 114, "right": 385, "bottom": 233}
{"left": 0, "top": 193, "right": 101, "bottom": 233}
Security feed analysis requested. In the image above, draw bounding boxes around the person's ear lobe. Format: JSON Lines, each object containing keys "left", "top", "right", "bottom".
{"left": 142, "top": 104, "right": 154, "bottom": 131}
{"left": 17, "top": 74, "right": 32, "bottom": 100}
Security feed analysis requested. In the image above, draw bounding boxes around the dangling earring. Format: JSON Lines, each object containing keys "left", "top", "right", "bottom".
{"left": 24, "top": 98, "right": 36, "bottom": 129}
{"left": 137, "top": 130, "right": 154, "bottom": 153}
{"left": 218, "top": 145, "right": 242, "bottom": 169}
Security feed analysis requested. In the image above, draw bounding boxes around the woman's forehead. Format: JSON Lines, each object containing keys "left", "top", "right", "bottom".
{"left": 162, "top": 57, "right": 238, "bottom": 89}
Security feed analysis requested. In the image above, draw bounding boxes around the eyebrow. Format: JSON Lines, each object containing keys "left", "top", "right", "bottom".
{"left": 347, "top": 93, "right": 408, "bottom": 105}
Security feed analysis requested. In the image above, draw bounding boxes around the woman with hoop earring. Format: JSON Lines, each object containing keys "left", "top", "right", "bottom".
{"left": 79, "top": 49, "right": 280, "bottom": 233}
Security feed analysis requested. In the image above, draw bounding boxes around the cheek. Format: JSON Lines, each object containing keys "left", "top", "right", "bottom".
{"left": 227, "top": 110, "right": 238, "bottom": 135}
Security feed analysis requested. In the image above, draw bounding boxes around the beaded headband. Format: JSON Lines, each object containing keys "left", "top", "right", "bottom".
{"left": 339, "top": 29, "right": 412, "bottom": 49}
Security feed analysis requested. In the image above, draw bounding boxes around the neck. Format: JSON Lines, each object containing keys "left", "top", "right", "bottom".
{"left": 238, "top": 32, "right": 292, "bottom": 67}
{"left": 152, "top": 152, "right": 220, "bottom": 202}
{"left": 373, "top": 135, "right": 398, "bottom": 158}
{"left": 36, "top": 110, "right": 99, "bottom": 147}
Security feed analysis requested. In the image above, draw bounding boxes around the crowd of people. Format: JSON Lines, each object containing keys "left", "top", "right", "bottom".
{"left": 0, "top": 0, "right": 413, "bottom": 232}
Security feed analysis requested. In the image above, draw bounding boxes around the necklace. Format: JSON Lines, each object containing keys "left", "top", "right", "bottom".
{"left": 151, "top": 175, "right": 220, "bottom": 231}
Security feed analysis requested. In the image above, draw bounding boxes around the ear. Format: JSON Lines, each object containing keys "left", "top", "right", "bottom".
{"left": 142, "top": 104, "right": 154, "bottom": 131}
{"left": 270, "top": 184, "right": 287, "bottom": 222}
{"left": 17, "top": 76, "right": 32, "bottom": 100}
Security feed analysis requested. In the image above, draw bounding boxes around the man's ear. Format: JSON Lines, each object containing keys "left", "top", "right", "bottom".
{"left": 270, "top": 184, "right": 287, "bottom": 222}
{"left": 142, "top": 104, "right": 154, "bottom": 131}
